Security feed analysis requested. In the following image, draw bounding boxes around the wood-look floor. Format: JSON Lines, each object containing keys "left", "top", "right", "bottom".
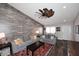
{"left": 47, "top": 40, "right": 79, "bottom": 56}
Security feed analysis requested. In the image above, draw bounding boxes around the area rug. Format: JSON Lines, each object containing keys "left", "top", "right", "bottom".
{"left": 14, "top": 43, "right": 53, "bottom": 56}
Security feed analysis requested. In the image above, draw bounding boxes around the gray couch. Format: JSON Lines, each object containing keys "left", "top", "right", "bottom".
{"left": 40, "top": 34, "right": 57, "bottom": 45}
{"left": 11, "top": 40, "right": 35, "bottom": 54}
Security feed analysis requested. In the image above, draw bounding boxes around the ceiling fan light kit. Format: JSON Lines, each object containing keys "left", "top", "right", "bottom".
{"left": 38, "top": 8, "right": 55, "bottom": 18}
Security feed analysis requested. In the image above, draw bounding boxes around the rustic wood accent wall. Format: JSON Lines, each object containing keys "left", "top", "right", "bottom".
{"left": 0, "top": 3, "right": 43, "bottom": 42}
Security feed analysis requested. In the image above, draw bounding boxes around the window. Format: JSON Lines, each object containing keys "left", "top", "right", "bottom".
{"left": 46, "top": 27, "right": 50, "bottom": 33}
{"left": 46, "top": 27, "right": 56, "bottom": 34}
{"left": 51, "top": 27, "right": 56, "bottom": 34}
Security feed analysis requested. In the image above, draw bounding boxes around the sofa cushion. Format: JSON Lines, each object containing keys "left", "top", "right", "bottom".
{"left": 11, "top": 40, "right": 35, "bottom": 53}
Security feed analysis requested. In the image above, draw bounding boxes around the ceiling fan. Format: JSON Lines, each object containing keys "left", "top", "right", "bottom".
{"left": 36, "top": 8, "right": 55, "bottom": 18}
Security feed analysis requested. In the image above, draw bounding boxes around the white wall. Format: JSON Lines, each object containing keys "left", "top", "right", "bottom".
{"left": 62, "top": 25, "right": 73, "bottom": 40}
{"left": 55, "top": 15, "right": 79, "bottom": 42}
{"left": 45, "top": 23, "right": 74, "bottom": 41}
{"left": 55, "top": 24, "right": 74, "bottom": 41}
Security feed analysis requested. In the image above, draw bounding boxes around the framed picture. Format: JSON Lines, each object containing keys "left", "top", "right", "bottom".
{"left": 56, "top": 27, "right": 60, "bottom": 31}
{"left": 75, "top": 25, "right": 79, "bottom": 34}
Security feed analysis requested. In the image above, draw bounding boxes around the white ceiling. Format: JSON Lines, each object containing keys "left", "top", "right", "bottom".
{"left": 9, "top": 3, "right": 79, "bottom": 26}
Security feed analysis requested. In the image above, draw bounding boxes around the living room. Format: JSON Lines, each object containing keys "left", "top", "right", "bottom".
{"left": 0, "top": 3, "right": 79, "bottom": 56}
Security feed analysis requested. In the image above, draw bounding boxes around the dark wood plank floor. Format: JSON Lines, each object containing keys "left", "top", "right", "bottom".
{"left": 47, "top": 40, "right": 79, "bottom": 56}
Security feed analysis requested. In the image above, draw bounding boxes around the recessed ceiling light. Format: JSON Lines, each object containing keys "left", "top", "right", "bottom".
{"left": 64, "top": 20, "right": 66, "bottom": 22}
{"left": 63, "top": 6, "right": 66, "bottom": 9}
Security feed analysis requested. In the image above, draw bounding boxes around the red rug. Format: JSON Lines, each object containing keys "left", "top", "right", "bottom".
{"left": 14, "top": 43, "right": 53, "bottom": 56}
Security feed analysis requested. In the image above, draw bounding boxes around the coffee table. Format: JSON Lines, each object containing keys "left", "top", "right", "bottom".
{"left": 26, "top": 41, "right": 44, "bottom": 56}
